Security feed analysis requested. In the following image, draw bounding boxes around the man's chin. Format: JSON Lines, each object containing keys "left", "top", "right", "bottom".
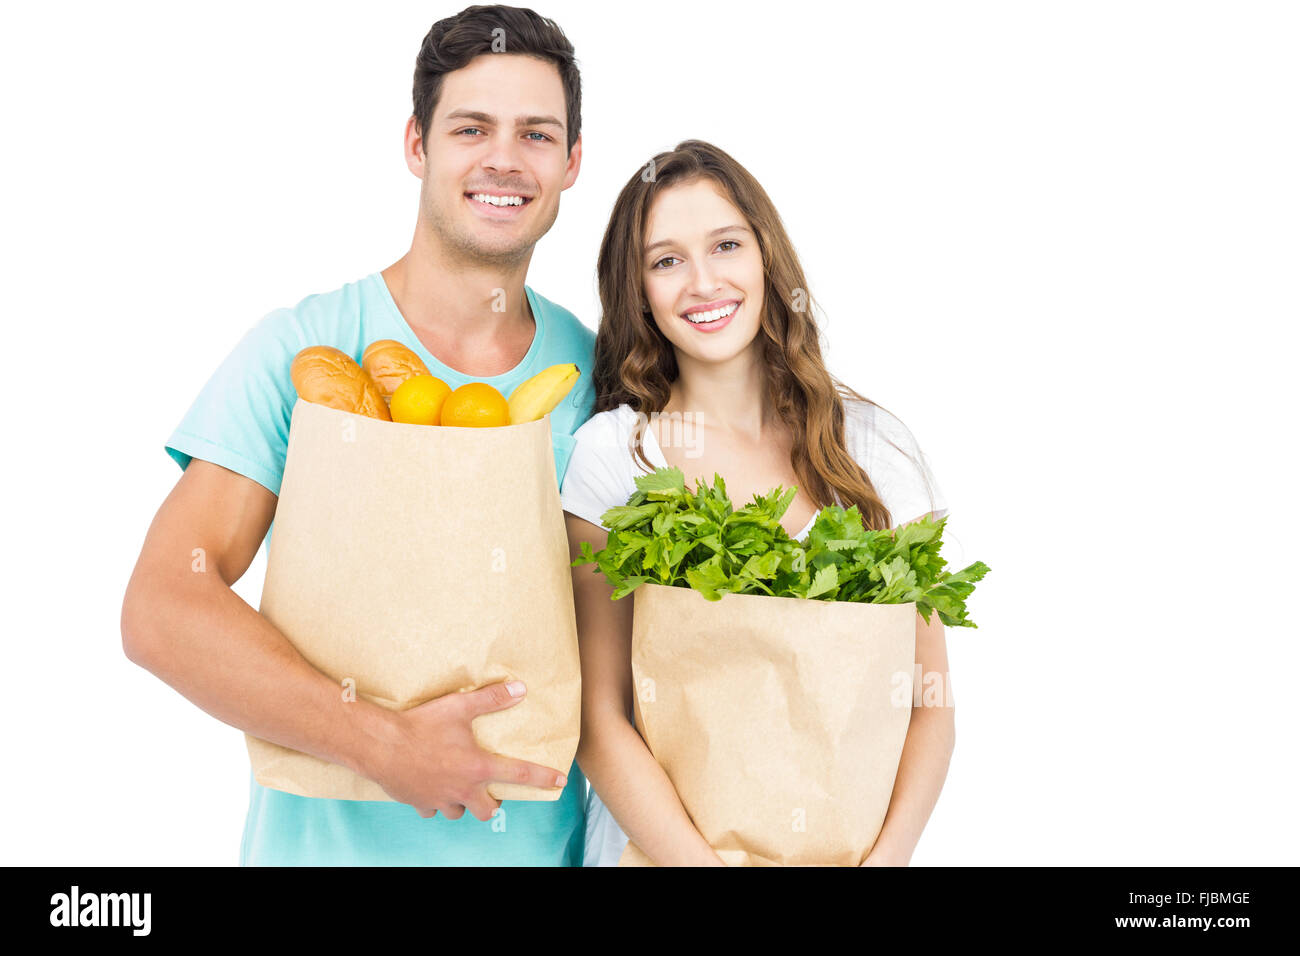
{"left": 454, "top": 235, "right": 535, "bottom": 266}
{"left": 424, "top": 200, "right": 544, "bottom": 266}
{"left": 431, "top": 218, "right": 533, "bottom": 263}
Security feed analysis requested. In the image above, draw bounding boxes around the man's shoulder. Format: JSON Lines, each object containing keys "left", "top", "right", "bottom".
{"left": 258, "top": 273, "right": 374, "bottom": 336}
{"left": 528, "top": 286, "right": 596, "bottom": 348}
{"left": 221, "top": 276, "right": 363, "bottom": 361}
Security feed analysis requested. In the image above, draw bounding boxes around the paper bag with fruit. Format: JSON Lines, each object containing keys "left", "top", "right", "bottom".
{"left": 572, "top": 467, "right": 989, "bottom": 864}
{"left": 245, "top": 342, "right": 584, "bottom": 801}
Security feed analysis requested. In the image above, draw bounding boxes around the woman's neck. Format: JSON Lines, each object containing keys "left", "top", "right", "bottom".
{"left": 667, "top": 347, "right": 776, "bottom": 444}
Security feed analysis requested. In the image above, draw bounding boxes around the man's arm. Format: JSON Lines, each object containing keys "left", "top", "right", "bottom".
{"left": 121, "top": 459, "right": 564, "bottom": 821}
{"left": 121, "top": 458, "right": 396, "bottom": 779}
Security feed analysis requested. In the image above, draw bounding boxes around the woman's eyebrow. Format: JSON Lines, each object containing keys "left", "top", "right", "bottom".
{"left": 645, "top": 224, "right": 747, "bottom": 255}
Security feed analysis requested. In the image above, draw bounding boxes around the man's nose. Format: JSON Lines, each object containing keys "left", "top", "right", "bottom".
{"left": 481, "top": 137, "right": 525, "bottom": 176}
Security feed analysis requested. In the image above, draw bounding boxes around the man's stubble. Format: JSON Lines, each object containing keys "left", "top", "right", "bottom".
{"left": 421, "top": 174, "right": 559, "bottom": 273}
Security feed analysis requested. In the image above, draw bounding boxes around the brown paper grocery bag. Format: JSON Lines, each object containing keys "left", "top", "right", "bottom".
{"left": 618, "top": 582, "right": 916, "bottom": 866}
{"left": 245, "top": 399, "right": 581, "bottom": 802}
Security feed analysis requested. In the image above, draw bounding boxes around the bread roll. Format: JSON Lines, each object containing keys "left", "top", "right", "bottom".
{"left": 290, "top": 346, "right": 391, "bottom": 421}
{"left": 362, "top": 339, "right": 431, "bottom": 401}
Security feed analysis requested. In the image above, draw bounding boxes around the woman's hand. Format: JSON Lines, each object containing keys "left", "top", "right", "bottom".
{"left": 568, "top": 513, "right": 724, "bottom": 868}
{"left": 858, "top": 607, "right": 956, "bottom": 869}
{"left": 859, "top": 845, "right": 912, "bottom": 867}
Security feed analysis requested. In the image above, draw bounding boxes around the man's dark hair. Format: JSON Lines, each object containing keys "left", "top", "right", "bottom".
{"left": 413, "top": 5, "right": 582, "bottom": 155}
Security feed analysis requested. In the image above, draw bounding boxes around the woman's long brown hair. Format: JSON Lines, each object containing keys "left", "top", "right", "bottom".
{"left": 592, "top": 139, "right": 938, "bottom": 531}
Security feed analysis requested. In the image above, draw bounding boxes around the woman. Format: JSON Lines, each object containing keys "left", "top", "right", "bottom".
{"left": 560, "top": 140, "right": 954, "bottom": 866}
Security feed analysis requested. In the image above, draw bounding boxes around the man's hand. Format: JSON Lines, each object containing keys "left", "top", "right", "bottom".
{"left": 123, "top": 459, "right": 567, "bottom": 825}
{"left": 369, "top": 680, "right": 568, "bottom": 821}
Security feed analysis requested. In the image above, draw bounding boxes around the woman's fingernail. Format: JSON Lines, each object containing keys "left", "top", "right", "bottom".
{"left": 506, "top": 681, "right": 526, "bottom": 697}
{"left": 555, "top": 774, "right": 567, "bottom": 788}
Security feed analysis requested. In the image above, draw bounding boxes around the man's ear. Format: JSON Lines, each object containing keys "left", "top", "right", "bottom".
{"left": 403, "top": 115, "right": 427, "bottom": 179}
{"left": 561, "top": 133, "right": 582, "bottom": 191}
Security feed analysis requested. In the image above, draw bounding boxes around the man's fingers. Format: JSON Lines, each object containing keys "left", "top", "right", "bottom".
{"left": 459, "top": 680, "right": 528, "bottom": 717}
{"left": 485, "top": 754, "right": 567, "bottom": 791}
{"left": 416, "top": 807, "right": 438, "bottom": 819}
{"left": 440, "top": 804, "right": 466, "bottom": 821}
{"left": 465, "top": 787, "right": 502, "bottom": 822}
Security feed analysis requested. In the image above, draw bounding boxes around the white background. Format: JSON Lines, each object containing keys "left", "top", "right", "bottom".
{"left": 2, "top": 0, "right": 1296, "bottom": 865}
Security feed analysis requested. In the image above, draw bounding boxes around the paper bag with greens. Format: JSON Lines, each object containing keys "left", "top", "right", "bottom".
{"left": 573, "top": 466, "right": 988, "bottom": 865}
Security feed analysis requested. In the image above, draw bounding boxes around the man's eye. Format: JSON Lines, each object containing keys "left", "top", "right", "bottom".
{"left": 525, "top": 131, "right": 551, "bottom": 142}
{"left": 652, "top": 257, "right": 679, "bottom": 270}
{"left": 457, "top": 128, "right": 483, "bottom": 136}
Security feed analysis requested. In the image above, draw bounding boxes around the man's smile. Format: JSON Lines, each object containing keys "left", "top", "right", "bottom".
{"left": 465, "top": 190, "right": 534, "bottom": 218}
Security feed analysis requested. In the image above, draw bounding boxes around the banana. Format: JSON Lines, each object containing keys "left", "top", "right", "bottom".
{"left": 508, "top": 363, "right": 581, "bottom": 424}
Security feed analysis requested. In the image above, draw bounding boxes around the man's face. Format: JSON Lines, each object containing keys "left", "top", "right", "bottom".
{"left": 408, "top": 53, "right": 581, "bottom": 265}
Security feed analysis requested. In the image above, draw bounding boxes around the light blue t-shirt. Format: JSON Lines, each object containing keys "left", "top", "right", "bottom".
{"left": 165, "top": 270, "right": 595, "bottom": 866}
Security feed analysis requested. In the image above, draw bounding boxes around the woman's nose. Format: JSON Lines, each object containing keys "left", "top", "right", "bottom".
{"left": 687, "top": 260, "right": 722, "bottom": 297}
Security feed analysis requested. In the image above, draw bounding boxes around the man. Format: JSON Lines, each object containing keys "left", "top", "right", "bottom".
{"left": 120, "top": 5, "right": 592, "bottom": 866}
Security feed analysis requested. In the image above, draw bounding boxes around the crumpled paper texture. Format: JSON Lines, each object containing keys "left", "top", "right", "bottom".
{"left": 618, "top": 582, "right": 915, "bottom": 865}
{"left": 245, "top": 399, "right": 581, "bottom": 802}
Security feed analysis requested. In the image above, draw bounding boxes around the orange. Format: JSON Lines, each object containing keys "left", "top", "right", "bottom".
{"left": 390, "top": 374, "right": 451, "bottom": 425}
{"left": 440, "top": 382, "right": 510, "bottom": 427}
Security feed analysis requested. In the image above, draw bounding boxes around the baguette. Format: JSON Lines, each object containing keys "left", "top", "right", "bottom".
{"left": 362, "top": 339, "right": 431, "bottom": 402}
{"left": 290, "top": 346, "right": 391, "bottom": 421}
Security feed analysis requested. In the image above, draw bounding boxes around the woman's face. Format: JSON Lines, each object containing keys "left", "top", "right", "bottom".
{"left": 641, "top": 177, "right": 765, "bottom": 365}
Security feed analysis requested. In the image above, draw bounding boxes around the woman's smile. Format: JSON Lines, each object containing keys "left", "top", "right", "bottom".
{"left": 680, "top": 299, "right": 740, "bottom": 332}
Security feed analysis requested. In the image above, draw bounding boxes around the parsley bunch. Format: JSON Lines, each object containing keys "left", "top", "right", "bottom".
{"left": 571, "top": 466, "right": 989, "bottom": 627}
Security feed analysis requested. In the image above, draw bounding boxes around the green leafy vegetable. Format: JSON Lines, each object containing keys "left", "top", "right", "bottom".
{"left": 571, "top": 466, "right": 990, "bottom": 627}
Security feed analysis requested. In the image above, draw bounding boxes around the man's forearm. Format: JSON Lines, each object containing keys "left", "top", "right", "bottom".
{"left": 123, "top": 572, "right": 396, "bottom": 783}
{"left": 867, "top": 705, "right": 956, "bottom": 863}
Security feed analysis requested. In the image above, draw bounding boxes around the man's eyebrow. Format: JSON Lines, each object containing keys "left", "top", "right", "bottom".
{"left": 644, "top": 224, "right": 748, "bottom": 256}
{"left": 443, "top": 109, "right": 494, "bottom": 125}
{"left": 442, "top": 109, "right": 564, "bottom": 129}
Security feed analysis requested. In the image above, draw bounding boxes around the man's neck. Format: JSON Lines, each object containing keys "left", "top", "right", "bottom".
{"left": 380, "top": 237, "right": 536, "bottom": 374}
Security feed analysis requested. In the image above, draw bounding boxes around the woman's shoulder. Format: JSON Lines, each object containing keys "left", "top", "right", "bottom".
{"left": 565, "top": 403, "right": 645, "bottom": 486}
{"left": 841, "top": 396, "right": 915, "bottom": 454}
{"left": 561, "top": 404, "right": 643, "bottom": 523}
{"left": 841, "top": 395, "right": 948, "bottom": 524}
{"left": 841, "top": 395, "right": 873, "bottom": 431}
{"left": 572, "top": 403, "right": 640, "bottom": 448}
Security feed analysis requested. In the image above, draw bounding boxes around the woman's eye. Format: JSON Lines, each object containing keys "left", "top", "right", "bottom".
{"left": 717, "top": 240, "right": 739, "bottom": 252}
{"left": 652, "top": 256, "right": 679, "bottom": 270}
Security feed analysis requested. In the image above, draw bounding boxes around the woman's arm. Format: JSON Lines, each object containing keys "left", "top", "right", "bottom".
{"left": 565, "top": 514, "right": 725, "bottom": 866}
{"left": 861, "top": 602, "right": 956, "bottom": 866}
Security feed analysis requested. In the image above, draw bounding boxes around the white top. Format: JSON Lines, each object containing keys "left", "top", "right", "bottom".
{"left": 558, "top": 397, "right": 949, "bottom": 866}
